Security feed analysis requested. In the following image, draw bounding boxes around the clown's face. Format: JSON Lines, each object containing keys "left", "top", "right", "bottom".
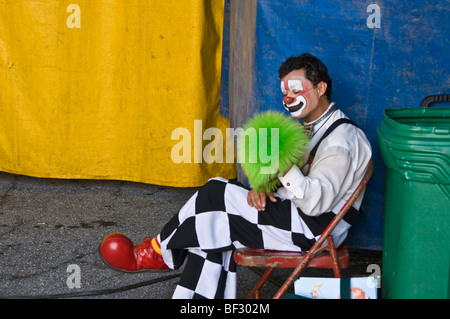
{"left": 280, "top": 69, "right": 324, "bottom": 122}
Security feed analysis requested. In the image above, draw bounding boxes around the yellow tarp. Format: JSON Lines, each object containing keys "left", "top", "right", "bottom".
{"left": 0, "top": 0, "right": 236, "bottom": 187}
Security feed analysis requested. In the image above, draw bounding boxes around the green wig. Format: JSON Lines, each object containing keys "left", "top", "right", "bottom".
{"left": 237, "top": 111, "right": 309, "bottom": 193}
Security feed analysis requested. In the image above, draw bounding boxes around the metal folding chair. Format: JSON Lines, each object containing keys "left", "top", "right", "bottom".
{"left": 234, "top": 159, "right": 374, "bottom": 299}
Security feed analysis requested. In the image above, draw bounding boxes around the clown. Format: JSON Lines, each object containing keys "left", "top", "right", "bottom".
{"left": 99, "top": 53, "right": 372, "bottom": 299}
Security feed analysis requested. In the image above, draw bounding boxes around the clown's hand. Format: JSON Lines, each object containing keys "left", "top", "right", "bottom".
{"left": 247, "top": 189, "right": 277, "bottom": 211}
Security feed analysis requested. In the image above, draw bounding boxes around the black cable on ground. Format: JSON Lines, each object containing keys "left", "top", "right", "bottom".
{"left": 0, "top": 273, "right": 181, "bottom": 299}
{"left": 2, "top": 267, "right": 289, "bottom": 299}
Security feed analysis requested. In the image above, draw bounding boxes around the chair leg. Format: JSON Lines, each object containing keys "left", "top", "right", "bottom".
{"left": 327, "top": 236, "right": 342, "bottom": 278}
{"left": 272, "top": 237, "right": 343, "bottom": 299}
{"left": 247, "top": 267, "right": 276, "bottom": 299}
{"left": 273, "top": 256, "right": 311, "bottom": 299}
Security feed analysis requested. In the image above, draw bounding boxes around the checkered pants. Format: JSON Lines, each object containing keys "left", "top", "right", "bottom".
{"left": 159, "top": 177, "right": 359, "bottom": 299}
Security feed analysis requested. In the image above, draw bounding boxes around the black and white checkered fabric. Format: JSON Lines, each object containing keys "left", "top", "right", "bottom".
{"left": 159, "top": 177, "right": 360, "bottom": 299}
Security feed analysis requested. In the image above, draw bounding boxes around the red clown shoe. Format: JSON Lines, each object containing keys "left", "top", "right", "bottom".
{"left": 99, "top": 233, "right": 170, "bottom": 272}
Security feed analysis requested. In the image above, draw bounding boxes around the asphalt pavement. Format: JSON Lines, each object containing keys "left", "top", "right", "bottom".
{"left": 0, "top": 171, "right": 382, "bottom": 299}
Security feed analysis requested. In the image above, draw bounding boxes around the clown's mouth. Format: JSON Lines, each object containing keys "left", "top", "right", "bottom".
{"left": 285, "top": 101, "right": 304, "bottom": 113}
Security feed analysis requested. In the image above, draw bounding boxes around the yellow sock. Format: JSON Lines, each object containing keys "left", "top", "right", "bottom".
{"left": 151, "top": 236, "right": 162, "bottom": 255}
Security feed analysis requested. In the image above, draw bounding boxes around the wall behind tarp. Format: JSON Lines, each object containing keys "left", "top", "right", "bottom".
{"left": 0, "top": 0, "right": 236, "bottom": 187}
{"left": 225, "top": 0, "right": 449, "bottom": 250}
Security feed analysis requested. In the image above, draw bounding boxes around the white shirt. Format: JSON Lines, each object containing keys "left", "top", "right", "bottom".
{"left": 276, "top": 104, "right": 372, "bottom": 216}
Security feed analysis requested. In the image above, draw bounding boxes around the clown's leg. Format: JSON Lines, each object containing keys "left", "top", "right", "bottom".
{"left": 99, "top": 177, "right": 313, "bottom": 296}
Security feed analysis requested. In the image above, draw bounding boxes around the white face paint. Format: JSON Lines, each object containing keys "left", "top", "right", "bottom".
{"left": 281, "top": 79, "right": 303, "bottom": 94}
{"left": 281, "top": 79, "right": 307, "bottom": 117}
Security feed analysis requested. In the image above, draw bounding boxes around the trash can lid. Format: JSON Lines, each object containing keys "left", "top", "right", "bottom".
{"left": 377, "top": 108, "right": 450, "bottom": 184}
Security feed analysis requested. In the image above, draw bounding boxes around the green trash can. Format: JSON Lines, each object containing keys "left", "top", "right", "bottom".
{"left": 377, "top": 107, "right": 450, "bottom": 299}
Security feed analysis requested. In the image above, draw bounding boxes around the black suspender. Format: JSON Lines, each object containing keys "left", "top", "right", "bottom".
{"left": 303, "top": 118, "right": 357, "bottom": 175}
{"left": 302, "top": 118, "right": 363, "bottom": 221}
{"left": 309, "top": 118, "right": 358, "bottom": 157}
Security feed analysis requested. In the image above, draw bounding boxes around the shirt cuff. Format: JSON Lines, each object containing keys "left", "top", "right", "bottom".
{"left": 277, "top": 165, "right": 306, "bottom": 199}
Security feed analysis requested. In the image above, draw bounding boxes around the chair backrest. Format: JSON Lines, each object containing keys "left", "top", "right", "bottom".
{"left": 312, "top": 159, "right": 374, "bottom": 250}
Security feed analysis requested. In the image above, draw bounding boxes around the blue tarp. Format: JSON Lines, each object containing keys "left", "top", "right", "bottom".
{"left": 221, "top": 0, "right": 449, "bottom": 250}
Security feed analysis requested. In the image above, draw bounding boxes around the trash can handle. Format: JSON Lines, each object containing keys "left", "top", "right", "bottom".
{"left": 420, "top": 94, "right": 450, "bottom": 107}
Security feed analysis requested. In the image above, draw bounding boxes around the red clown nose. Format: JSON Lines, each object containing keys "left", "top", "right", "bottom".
{"left": 283, "top": 96, "right": 295, "bottom": 105}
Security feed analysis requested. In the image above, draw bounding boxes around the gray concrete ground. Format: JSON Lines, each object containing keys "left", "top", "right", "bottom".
{"left": 0, "top": 171, "right": 381, "bottom": 299}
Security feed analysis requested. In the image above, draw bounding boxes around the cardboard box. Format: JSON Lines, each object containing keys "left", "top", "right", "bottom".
{"left": 294, "top": 277, "right": 378, "bottom": 299}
